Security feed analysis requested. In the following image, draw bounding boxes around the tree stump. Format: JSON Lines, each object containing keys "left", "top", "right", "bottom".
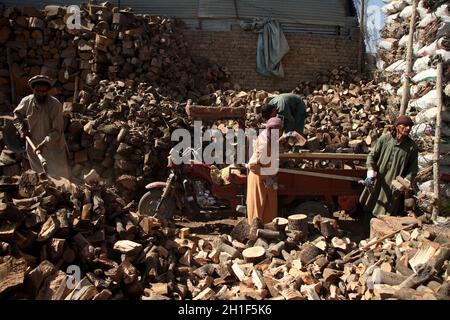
{"left": 288, "top": 214, "right": 309, "bottom": 239}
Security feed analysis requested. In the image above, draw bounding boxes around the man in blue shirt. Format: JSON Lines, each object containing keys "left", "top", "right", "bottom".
{"left": 261, "top": 93, "right": 307, "bottom": 137}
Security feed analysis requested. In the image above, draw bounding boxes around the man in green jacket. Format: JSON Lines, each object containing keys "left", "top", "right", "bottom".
{"left": 359, "top": 115, "right": 419, "bottom": 228}
{"left": 261, "top": 93, "right": 307, "bottom": 136}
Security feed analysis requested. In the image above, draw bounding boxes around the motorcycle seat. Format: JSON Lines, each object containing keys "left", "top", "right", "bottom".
{"left": 228, "top": 173, "right": 247, "bottom": 185}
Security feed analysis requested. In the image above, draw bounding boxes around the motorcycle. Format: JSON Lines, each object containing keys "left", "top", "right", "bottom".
{"left": 138, "top": 147, "right": 247, "bottom": 220}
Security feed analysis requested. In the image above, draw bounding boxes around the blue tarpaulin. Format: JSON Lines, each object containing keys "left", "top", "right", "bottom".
{"left": 241, "top": 18, "right": 290, "bottom": 77}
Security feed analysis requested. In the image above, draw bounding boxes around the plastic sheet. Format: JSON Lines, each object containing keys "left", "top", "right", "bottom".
{"left": 413, "top": 56, "right": 431, "bottom": 72}
{"left": 409, "top": 90, "right": 438, "bottom": 111}
{"left": 412, "top": 68, "right": 437, "bottom": 83}
{"left": 385, "top": 59, "right": 406, "bottom": 72}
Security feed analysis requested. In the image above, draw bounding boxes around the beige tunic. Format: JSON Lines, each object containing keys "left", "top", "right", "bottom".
{"left": 13, "top": 94, "right": 70, "bottom": 179}
{"left": 246, "top": 130, "right": 278, "bottom": 224}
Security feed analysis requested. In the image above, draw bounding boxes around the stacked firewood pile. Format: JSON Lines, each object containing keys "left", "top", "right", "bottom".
{"left": 63, "top": 80, "right": 192, "bottom": 202}
{"left": 194, "top": 67, "right": 394, "bottom": 155}
{"left": 0, "top": 2, "right": 230, "bottom": 114}
{"left": 376, "top": 0, "right": 450, "bottom": 216}
{"left": 0, "top": 67, "right": 392, "bottom": 196}
{"left": 295, "top": 67, "right": 392, "bottom": 154}
{"left": 1, "top": 173, "right": 448, "bottom": 300}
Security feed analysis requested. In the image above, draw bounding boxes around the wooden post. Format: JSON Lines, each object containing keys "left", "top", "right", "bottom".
{"left": 432, "top": 62, "right": 443, "bottom": 220}
{"left": 357, "top": 0, "right": 366, "bottom": 73}
{"left": 400, "top": 0, "right": 417, "bottom": 115}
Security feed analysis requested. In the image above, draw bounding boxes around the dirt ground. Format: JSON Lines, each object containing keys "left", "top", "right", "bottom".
{"left": 172, "top": 207, "right": 367, "bottom": 243}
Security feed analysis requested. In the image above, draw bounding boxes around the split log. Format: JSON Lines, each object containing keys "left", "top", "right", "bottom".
{"left": 193, "top": 287, "right": 215, "bottom": 300}
{"left": 251, "top": 270, "right": 266, "bottom": 290}
{"left": 193, "top": 264, "right": 216, "bottom": 278}
{"left": 231, "top": 263, "right": 246, "bottom": 281}
{"left": 0, "top": 256, "right": 27, "bottom": 297}
{"left": 399, "top": 264, "right": 435, "bottom": 289}
{"left": 428, "top": 244, "right": 450, "bottom": 273}
{"left": 65, "top": 277, "right": 98, "bottom": 300}
{"left": 0, "top": 222, "right": 18, "bottom": 241}
{"left": 322, "top": 268, "right": 341, "bottom": 284}
{"left": 230, "top": 218, "right": 251, "bottom": 243}
{"left": 36, "top": 270, "right": 70, "bottom": 300}
{"left": 299, "top": 243, "right": 323, "bottom": 265}
{"left": 113, "top": 240, "right": 143, "bottom": 255}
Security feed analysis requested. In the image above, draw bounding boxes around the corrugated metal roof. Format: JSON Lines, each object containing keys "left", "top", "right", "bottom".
{"left": 198, "top": 0, "right": 236, "bottom": 18}
{"left": 198, "top": 19, "right": 237, "bottom": 31}
{"left": 1, "top": 0, "right": 81, "bottom": 8}
{"left": 1, "top": 0, "right": 199, "bottom": 18}
{"left": 235, "top": 0, "right": 348, "bottom": 26}
{"left": 1, "top": 0, "right": 356, "bottom": 30}
{"left": 120, "top": 0, "right": 198, "bottom": 18}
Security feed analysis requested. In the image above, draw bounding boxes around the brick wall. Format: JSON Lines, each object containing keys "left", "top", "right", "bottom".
{"left": 183, "top": 28, "right": 360, "bottom": 92}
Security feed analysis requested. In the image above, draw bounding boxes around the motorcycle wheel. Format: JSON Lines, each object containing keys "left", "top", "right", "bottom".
{"left": 138, "top": 189, "right": 175, "bottom": 219}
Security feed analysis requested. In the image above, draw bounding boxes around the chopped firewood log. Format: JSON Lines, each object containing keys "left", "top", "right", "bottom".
{"left": 65, "top": 277, "right": 98, "bottom": 300}
{"left": 0, "top": 256, "right": 27, "bottom": 297}
{"left": 399, "top": 264, "right": 435, "bottom": 289}
{"left": 113, "top": 240, "right": 143, "bottom": 255}
{"left": 372, "top": 269, "right": 408, "bottom": 286}
{"left": 36, "top": 271, "right": 70, "bottom": 300}
{"left": 179, "top": 227, "right": 190, "bottom": 239}
{"left": 242, "top": 246, "right": 265, "bottom": 263}
{"left": 428, "top": 244, "right": 450, "bottom": 273}
{"left": 300, "top": 284, "right": 321, "bottom": 300}
{"left": 92, "top": 289, "right": 113, "bottom": 300}
{"left": 193, "top": 287, "right": 215, "bottom": 300}
{"left": 323, "top": 268, "right": 341, "bottom": 284}
{"left": 256, "top": 229, "right": 283, "bottom": 241}
{"left": 299, "top": 243, "right": 323, "bottom": 265}
{"left": 37, "top": 215, "right": 60, "bottom": 242}
{"left": 231, "top": 263, "right": 247, "bottom": 282}
{"left": 230, "top": 218, "right": 251, "bottom": 243}
{"left": 409, "top": 241, "right": 440, "bottom": 272}
{"left": 264, "top": 276, "right": 280, "bottom": 298}
{"left": 0, "top": 222, "right": 18, "bottom": 241}
{"left": 214, "top": 240, "right": 241, "bottom": 259}
{"left": 281, "top": 288, "right": 304, "bottom": 300}
{"left": 288, "top": 214, "right": 309, "bottom": 236}
{"left": 272, "top": 217, "right": 288, "bottom": 232}
{"left": 268, "top": 241, "right": 286, "bottom": 257}
{"left": 251, "top": 269, "right": 266, "bottom": 290}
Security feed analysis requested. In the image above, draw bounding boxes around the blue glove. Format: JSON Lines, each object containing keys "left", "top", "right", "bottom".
{"left": 364, "top": 177, "right": 375, "bottom": 188}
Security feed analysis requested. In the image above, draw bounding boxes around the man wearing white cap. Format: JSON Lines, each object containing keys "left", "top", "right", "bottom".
{"left": 13, "top": 75, "right": 70, "bottom": 179}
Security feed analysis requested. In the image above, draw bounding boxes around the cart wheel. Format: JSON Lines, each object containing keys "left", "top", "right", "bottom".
{"left": 138, "top": 189, "right": 175, "bottom": 220}
{"left": 293, "top": 201, "right": 330, "bottom": 220}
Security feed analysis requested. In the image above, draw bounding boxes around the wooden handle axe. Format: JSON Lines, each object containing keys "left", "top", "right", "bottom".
{"left": 25, "top": 135, "right": 48, "bottom": 173}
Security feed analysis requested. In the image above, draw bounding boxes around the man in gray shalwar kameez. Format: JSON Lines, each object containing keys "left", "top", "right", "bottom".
{"left": 13, "top": 75, "right": 70, "bottom": 179}
{"left": 359, "top": 115, "right": 418, "bottom": 234}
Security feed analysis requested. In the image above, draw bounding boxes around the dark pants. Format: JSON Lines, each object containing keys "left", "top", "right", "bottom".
{"left": 293, "top": 101, "right": 307, "bottom": 135}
